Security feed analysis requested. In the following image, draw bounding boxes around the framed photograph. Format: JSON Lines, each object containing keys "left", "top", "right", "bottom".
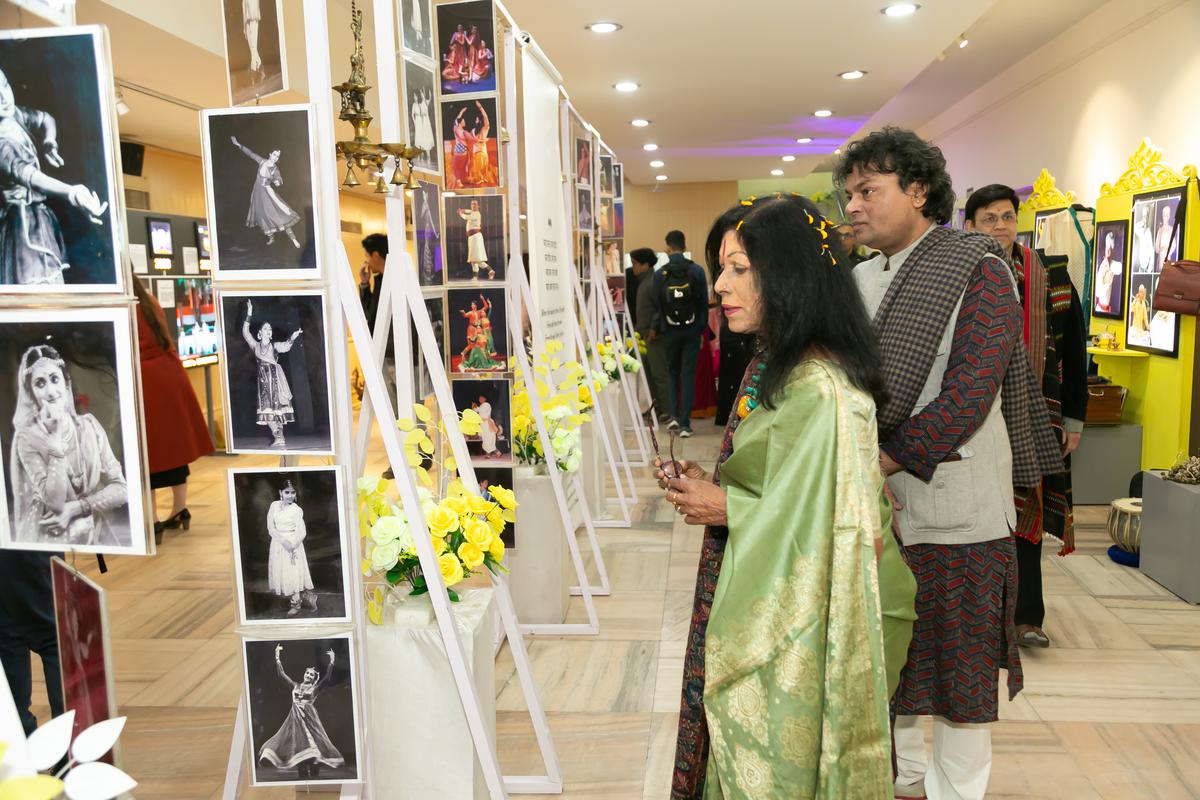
{"left": 0, "top": 307, "right": 148, "bottom": 556}
{"left": 147, "top": 217, "right": 174, "bottom": 257}
{"left": 243, "top": 634, "right": 361, "bottom": 786}
{"left": 1014, "top": 231, "right": 1033, "bottom": 252}
{"left": 414, "top": 293, "right": 447, "bottom": 401}
{"left": 442, "top": 98, "right": 500, "bottom": 190}
{"left": 399, "top": 0, "right": 434, "bottom": 60}
{"left": 196, "top": 223, "right": 212, "bottom": 259}
{"left": 444, "top": 194, "right": 505, "bottom": 283}
{"left": 202, "top": 105, "right": 321, "bottom": 281}
{"left": 228, "top": 466, "right": 350, "bottom": 626}
{"left": 436, "top": 0, "right": 496, "bottom": 95}
{"left": 451, "top": 378, "right": 511, "bottom": 463}
{"left": 170, "top": 278, "right": 220, "bottom": 368}
{"left": 613, "top": 163, "right": 624, "bottom": 201}
{"left": 607, "top": 274, "right": 626, "bottom": 313}
{"left": 0, "top": 27, "right": 124, "bottom": 294}
{"left": 1092, "top": 220, "right": 1128, "bottom": 320}
{"left": 413, "top": 180, "right": 443, "bottom": 286}
{"left": 600, "top": 197, "right": 616, "bottom": 238}
{"left": 403, "top": 58, "right": 441, "bottom": 175}
{"left": 1033, "top": 210, "right": 1056, "bottom": 250}
{"left": 575, "top": 137, "right": 592, "bottom": 186}
{"left": 1126, "top": 187, "right": 1186, "bottom": 357}
{"left": 447, "top": 287, "right": 508, "bottom": 374}
{"left": 218, "top": 290, "right": 335, "bottom": 455}
{"left": 576, "top": 187, "right": 593, "bottom": 232}
{"left": 602, "top": 240, "right": 624, "bottom": 277}
{"left": 51, "top": 558, "right": 118, "bottom": 764}
{"left": 576, "top": 231, "right": 592, "bottom": 285}
{"left": 599, "top": 154, "right": 614, "bottom": 197}
{"left": 473, "top": 466, "right": 514, "bottom": 548}
{"left": 220, "top": 0, "right": 288, "bottom": 106}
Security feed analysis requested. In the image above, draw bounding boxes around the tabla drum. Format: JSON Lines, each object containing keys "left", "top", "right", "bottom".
{"left": 1107, "top": 497, "right": 1143, "bottom": 553}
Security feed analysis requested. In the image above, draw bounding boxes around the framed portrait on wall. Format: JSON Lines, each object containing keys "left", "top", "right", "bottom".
{"left": 1033, "top": 210, "right": 1056, "bottom": 250}
{"left": 220, "top": 0, "right": 288, "bottom": 105}
{"left": 399, "top": 0, "right": 434, "bottom": 61}
{"left": 441, "top": 98, "right": 500, "bottom": 191}
{"left": 0, "top": 27, "right": 124, "bottom": 295}
{"left": 403, "top": 58, "right": 441, "bottom": 176}
{"left": 446, "top": 287, "right": 508, "bottom": 374}
{"left": 413, "top": 179, "right": 443, "bottom": 286}
{"left": 575, "top": 137, "right": 592, "bottom": 186}
{"left": 443, "top": 194, "right": 505, "bottom": 283}
{"left": 1126, "top": 187, "right": 1185, "bottom": 357}
{"left": 576, "top": 187, "right": 593, "bottom": 232}
{"left": 436, "top": 0, "right": 497, "bottom": 95}
{"left": 1091, "top": 219, "right": 1128, "bottom": 320}
{"left": 450, "top": 378, "right": 511, "bottom": 463}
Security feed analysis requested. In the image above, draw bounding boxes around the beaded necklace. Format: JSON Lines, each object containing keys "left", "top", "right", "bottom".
{"left": 735, "top": 356, "right": 767, "bottom": 420}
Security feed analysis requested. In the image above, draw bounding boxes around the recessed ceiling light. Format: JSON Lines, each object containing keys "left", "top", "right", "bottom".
{"left": 782, "top": 155, "right": 796, "bottom": 162}
{"left": 839, "top": 70, "right": 866, "bottom": 80}
{"left": 770, "top": 169, "right": 784, "bottom": 176}
{"left": 643, "top": 143, "right": 658, "bottom": 151}
{"left": 882, "top": 3, "right": 920, "bottom": 17}
{"left": 630, "top": 118, "right": 650, "bottom": 127}
{"left": 814, "top": 109, "right": 833, "bottom": 118}
{"left": 957, "top": 36, "right": 969, "bottom": 48}
{"left": 796, "top": 137, "right": 812, "bottom": 144}
{"left": 649, "top": 159, "right": 664, "bottom": 168}
{"left": 587, "top": 22, "right": 622, "bottom": 33}
{"left": 613, "top": 81, "right": 639, "bottom": 93}
{"left": 655, "top": 175, "right": 668, "bottom": 181}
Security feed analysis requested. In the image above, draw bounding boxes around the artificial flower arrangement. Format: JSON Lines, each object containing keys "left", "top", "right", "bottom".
{"left": 624, "top": 332, "right": 648, "bottom": 357}
{"left": 510, "top": 340, "right": 595, "bottom": 473}
{"left": 594, "top": 336, "right": 642, "bottom": 382}
{"left": 358, "top": 402, "right": 517, "bottom": 620}
{"left": 0, "top": 713, "right": 134, "bottom": 800}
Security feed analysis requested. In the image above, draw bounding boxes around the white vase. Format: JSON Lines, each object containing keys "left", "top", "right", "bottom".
{"left": 509, "top": 467, "right": 572, "bottom": 624}
{"left": 365, "top": 588, "right": 496, "bottom": 799}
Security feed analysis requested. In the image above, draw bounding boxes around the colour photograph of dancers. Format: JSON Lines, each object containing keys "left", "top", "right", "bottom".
{"left": 447, "top": 287, "right": 508, "bottom": 374}
{"left": 243, "top": 635, "right": 360, "bottom": 786}
{"left": 203, "top": 105, "right": 320, "bottom": 280}
{"left": 218, "top": 291, "right": 334, "bottom": 455}
{"left": 413, "top": 180, "right": 443, "bottom": 286}
{"left": 403, "top": 59, "right": 440, "bottom": 175}
{"left": 228, "top": 466, "right": 350, "bottom": 626}
{"left": 441, "top": 98, "right": 500, "bottom": 190}
{"left": 450, "top": 378, "right": 511, "bottom": 463}
{"left": 437, "top": 0, "right": 497, "bottom": 95}
{"left": 0, "top": 28, "right": 123, "bottom": 293}
{"left": 443, "top": 194, "right": 505, "bottom": 283}
{"left": 221, "top": 0, "right": 287, "bottom": 105}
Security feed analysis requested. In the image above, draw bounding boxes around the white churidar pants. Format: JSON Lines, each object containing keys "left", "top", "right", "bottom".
{"left": 894, "top": 714, "right": 992, "bottom": 800}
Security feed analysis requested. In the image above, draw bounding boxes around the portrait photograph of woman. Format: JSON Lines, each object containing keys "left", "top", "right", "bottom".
{"left": 0, "top": 306, "right": 148, "bottom": 556}
{"left": 441, "top": 98, "right": 500, "bottom": 191}
{"left": 436, "top": 0, "right": 497, "bottom": 95}
{"left": 403, "top": 59, "right": 440, "bottom": 175}
{"left": 228, "top": 466, "right": 350, "bottom": 626}
{"left": 1091, "top": 220, "right": 1127, "bottom": 319}
{"left": 0, "top": 28, "right": 123, "bottom": 294}
{"left": 413, "top": 179, "right": 443, "bottom": 286}
{"left": 575, "top": 137, "right": 591, "bottom": 186}
{"left": 243, "top": 635, "right": 360, "bottom": 786}
{"left": 399, "top": 0, "right": 434, "bottom": 60}
{"left": 443, "top": 194, "right": 505, "bottom": 283}
{"left": 447, "top": 287, "right": 508, "bottom": 374}
{"left": 451, "top": 378, "right": 511, "bottom": 463}
{"left": 220, "top": 0, "right": 287, "bottom": 105}
{"left": 202, "top": 105, "right": 320, "bottom": 280}
{"left": 218, "top": 291, "right": 334, "bottom": 455}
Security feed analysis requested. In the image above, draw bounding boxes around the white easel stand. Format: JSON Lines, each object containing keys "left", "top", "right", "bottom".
{"left": 365, "top": 589, "right": 496, "bottom": 800}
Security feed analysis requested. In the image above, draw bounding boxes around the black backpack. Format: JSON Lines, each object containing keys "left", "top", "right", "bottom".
{"left": 661, "top": 263, "right": 695, "bottom": 327}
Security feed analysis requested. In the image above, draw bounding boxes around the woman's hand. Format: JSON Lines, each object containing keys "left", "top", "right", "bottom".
{"left": 654, "top": 457, "right": 706, "bottom": 488}
{"left": 275, "top": 644, "right": 283, "bottom": 657}
{"left": 326, "top": 649, "right": 335, "bottom": 663}
{"left": 68, "top": 185, "right": 107, "bottom": 218}
{"left": 43, "top": 139, "right": 64, "bottom": 168}
{"left": 665, "top": 475, "right": 727, "bottom": 527}
{"left": 246, "top": 300, "right": 253, "bottom": 317}
{"left": 45, "top": 500, "right": 86, "bottom": 537}
{"left": 231, "top": 136, "right": 240, "bottom": 148}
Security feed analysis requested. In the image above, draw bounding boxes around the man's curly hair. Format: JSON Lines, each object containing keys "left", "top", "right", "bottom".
{"left": 834, "top": 126, "right": 956, "bottom": 225}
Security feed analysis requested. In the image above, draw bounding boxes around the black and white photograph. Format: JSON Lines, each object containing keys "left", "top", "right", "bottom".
{"left": 218, "top": 291, "right": 334, "bottom": 455}
{"left": 437, "top": 0, "right": 497, "bottom": 95}
{"left": 228, "top": 466, "right": 350, "bottom": 626}
{"left": 243, "top": 634, "right": 361, "bottom": 786}
{"left": 0, "top": 27, "right": 123, "bottom": 294}
{"left": 414, "top": 293, "right": 447, "bottom": 400}
{"left": 473, "top": 466, "right": 515, "bottom": 548}
{"left": 0, "top": 306, "right": 148, "bottom": 556}
{"left": 444, "top": 194, "right": 505, "bottom": 283}
{"left": 1131, "top": 187, "right": 1185, "bottom": 275}
{"left": 612, "top": 162, "right": 623, "bottom": 201}
{"left": 1033, "top": 210, "right": 1055, "bottom": 250}
{"left": 221, "top": 0, "right": 288, "bottom": 105}
{"left": 577, "top": 187, "right": 593, "bottom": 232}
{"left": 451, "top": 378, "right": 511, "bottom": 463}
{"left": 403, "top": 58, "right": 440, "bottom": 175}
{"left": 599, "top": 154, "right": 614, "bottom": 197}
{"left": 399, "top": 0, "right": 434, "bottom": 60}
{"left": 413, "top": 179, "right": 443, "bottom": 286}
{"left": 447, "top": 287, "right": 508, "bottom": 374}
{"left": 202, "top": 105, "right": 320, "bottom": 281}
{"left": 1092, "top": 220, "right": 1128, "bottom": 319}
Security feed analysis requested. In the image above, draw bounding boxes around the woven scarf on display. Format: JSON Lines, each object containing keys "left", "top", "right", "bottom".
{"left": 873, "top": 226, "right": 1063, "bottom": 488}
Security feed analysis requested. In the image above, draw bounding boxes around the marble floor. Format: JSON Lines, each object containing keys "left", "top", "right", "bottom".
{"left": 28, "top": 423, "right": 1200, "bottom": 798}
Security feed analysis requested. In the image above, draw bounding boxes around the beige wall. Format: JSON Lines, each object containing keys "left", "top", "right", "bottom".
{"left": 622, "top": 180, "right": 738, "bottom": 272}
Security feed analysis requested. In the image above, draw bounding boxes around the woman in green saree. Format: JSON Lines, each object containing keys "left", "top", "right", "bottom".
{"left": 660, "top": 196, "right": 915, "bottom": 799}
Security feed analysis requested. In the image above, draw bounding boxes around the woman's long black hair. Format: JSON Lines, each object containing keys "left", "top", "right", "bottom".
{"left": 707, "top": 195, "right": 889, "bottom": 410}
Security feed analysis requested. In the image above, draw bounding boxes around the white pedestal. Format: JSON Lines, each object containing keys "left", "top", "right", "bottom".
{"left": 579, "top": 419, "right": 606, "bottom": 524}
{"left": 365, "top": 589, "right": 496, "bottom": 799}
{"left": 509, "top": 467, "right": 572, "bottom": 624}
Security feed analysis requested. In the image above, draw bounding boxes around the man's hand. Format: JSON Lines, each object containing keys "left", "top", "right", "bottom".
{"left": 879, "top": 450, "right": 904, "bottom": 476}
{"left": 1063, "top": 429, "right": 1082, "bottom": 456}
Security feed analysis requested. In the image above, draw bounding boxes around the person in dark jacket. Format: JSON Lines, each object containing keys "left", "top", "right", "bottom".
{"left": 630, "top": 247, "right": 667, "bottom": 417}
{"left": 966, "top": 184, "right": 1089, "bottom": 650}
{"left": 649, "top": 230, "right": 708, "bottom": 437}
{"left": 358, "top": 233, "right": 397, "bottom": 404}
{"left": 0, "top": 551, "right": 63, "bottom": 735}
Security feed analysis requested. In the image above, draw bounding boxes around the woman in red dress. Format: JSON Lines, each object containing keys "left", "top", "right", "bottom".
{"left": 133, "top": 277, "right": 214, "bottom": 544}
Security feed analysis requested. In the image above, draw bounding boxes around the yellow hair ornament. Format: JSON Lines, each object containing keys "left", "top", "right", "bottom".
{"left": 804, "top": 211, "right": 814, "bottom": 224}
{"left": 740, "top": 199, "right": 753, "bottom": 207}
{"left": 735, "top": 219, "right": 745, "bottom": 231}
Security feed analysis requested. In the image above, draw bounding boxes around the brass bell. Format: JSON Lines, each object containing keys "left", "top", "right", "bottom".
{"left": 343, "top": 163, "right": 360, "bottom": 188}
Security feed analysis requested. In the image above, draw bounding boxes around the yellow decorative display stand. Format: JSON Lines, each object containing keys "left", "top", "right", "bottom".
{"left": 1017, "top": 167, "right": 1077, "bottom": 234}
{"left": 1091, "top": 140, "right": 1199, "bottom": 468}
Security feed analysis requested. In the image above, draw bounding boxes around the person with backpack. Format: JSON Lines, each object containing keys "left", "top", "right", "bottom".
{"left": 651, "top": 229, "right": 709, "bottom": 437}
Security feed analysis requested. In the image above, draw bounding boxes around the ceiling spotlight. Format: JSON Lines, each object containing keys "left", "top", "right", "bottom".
{"left": 115, "top": 87, "right": 130, "bottom": 116}
{"left": 655, "top": 175, "right": 668, "bottom": 181}
{"left": 882, "top": 3, "right": 920, "bottom": 17}
{"left": 814, "top": 109, "right": 833, "bottom": 118}
{"left": 630, "top": 118, "right": 651, "bottom": 127}
{"left": 839, "top": 70, "right": 866, "bottom": 80}
{"left": 587, "top": 22, "right": 622, "bottom": 33}
{"left": 613, "top": 81, "right": 639, "bottom": 93}
{"left": 782, "top": 155, "right": 796, "bottom": 162}
{"left": 957, "top": 36, "right": 969, "bottom": 48}
{"left": 643, "top": 143, "right": 658, "bottom": 151}
{"left": 649, "top": 159, "right": 664, "bottom": 168}
{"left": 770, "top": 169, "right": 784, "bottom": 176}
{"left": 796, "top": 137, "right": 812, "bottom": 144}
